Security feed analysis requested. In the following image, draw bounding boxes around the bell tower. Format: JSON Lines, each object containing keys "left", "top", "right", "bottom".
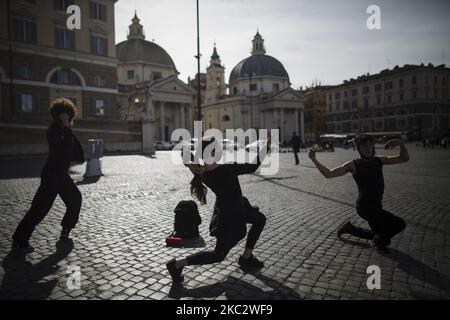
{"left": 205, "top": 43, "right": 226, "bottom": 104}
{"left": 128, "top": 12, "right": 145, "bottom": 40}
{"left": 251, "top": 30, "right": 266, "bottom": 55}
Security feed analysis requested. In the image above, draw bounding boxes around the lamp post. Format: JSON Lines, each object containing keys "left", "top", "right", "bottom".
{"left": 195, "top": 0, "right": 202, "bottom": 122}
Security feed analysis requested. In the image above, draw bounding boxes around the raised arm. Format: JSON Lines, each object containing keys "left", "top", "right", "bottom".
{"left": 379, "top": 139, "right": 410, "bottom": 165}
{"left": 233, "top": 133, "right": 272, "bottom": 175}
{"left": 308, "top": 148, "right": 355, "bottom": 178}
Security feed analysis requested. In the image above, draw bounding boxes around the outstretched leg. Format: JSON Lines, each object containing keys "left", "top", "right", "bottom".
{"left": 58, "top": 176, "right": 82, "bottom": 238}
{"left": 166, "top": 236, "right": 232, "bottom": 284}
{"left": 12, "top": 180, "right": 58, "bottom": 249}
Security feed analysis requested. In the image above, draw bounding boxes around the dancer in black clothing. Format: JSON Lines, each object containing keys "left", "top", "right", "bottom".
{"left": 309, "top": 134, "right": 408, "bottom": 248}
{"left": 12, "top": 98, "right": 85, "bottom": 254}
{"left": 291, "top": 132, "right": 301, "bottom": 165}
{"left": 166, "top": 135, "right": 270, "bottom": 284}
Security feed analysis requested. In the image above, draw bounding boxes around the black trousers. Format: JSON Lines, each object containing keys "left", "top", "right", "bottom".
{"left": 12, "top": 173, "right": 82, "bottom": 246}
{"left": 294, "top": 151, "right": 299, "bottom": 164}
{"left": 347, "top": 205, "right": 406, "bottom": 241}
{"left": 186, "top": 209, "right": 266, "bottom": 266}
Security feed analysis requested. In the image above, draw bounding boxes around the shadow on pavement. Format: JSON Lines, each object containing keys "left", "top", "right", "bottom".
{"left": 379, "top": 248, "right": 450, "bottom": 297}
{"left": 0, "top": 239, "right": 74, "bottom": 300}
{"left": 250, "top": 176, "right": 298, "bottom": 183}
{"left": 168, "top": 272, "right": 303, "bottom": 300}
{"left": 0, "top": 156, "right": 46, "bottom": 180}
{"left": 75, "top": 176, "right": 101, "bottom": 186}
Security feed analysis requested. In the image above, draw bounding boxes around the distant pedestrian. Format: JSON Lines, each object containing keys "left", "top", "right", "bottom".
{"left": 309, "top": 134, "right": 408, "bottom": 249}
{"left": 11, "top": 98, "right": 85, "bottom": 254}
{"left": 291, "top": 132, "right": 301, "bottom": 165}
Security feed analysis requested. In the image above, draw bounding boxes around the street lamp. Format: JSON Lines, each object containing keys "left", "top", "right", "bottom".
{"left": 195, "top": 0, "right": 202, "bottom": 121}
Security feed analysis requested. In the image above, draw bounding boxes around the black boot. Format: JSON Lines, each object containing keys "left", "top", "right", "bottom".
{"left": 166, "top": 259, "right": 184, "bottom": 284}
{"left": 238, "top": 255, "right": 264, "bottom": 270}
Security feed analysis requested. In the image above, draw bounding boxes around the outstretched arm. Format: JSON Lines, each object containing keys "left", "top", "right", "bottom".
{"left": 308, "top": 149, "right": 354, "bottom": 178}
{"left": 233, "top": 132, "right": 272, "bottom": 175}
{"left": 379, "top": 139, "right": 410, "bottom": 165}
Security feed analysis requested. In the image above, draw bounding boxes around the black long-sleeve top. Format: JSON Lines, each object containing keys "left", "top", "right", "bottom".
{"left": 202, "top": 156, "right": 262, "bottom": 206}
{"left": 202, "top": 157, "right": 262, "bottom": 240}
{"left": 42, "top": 122, "right": 84, "bottom": 177}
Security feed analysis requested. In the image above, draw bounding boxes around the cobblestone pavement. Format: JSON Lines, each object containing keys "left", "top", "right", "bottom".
{"left": 0, "top": 145, "right": 449, "bottom": 300}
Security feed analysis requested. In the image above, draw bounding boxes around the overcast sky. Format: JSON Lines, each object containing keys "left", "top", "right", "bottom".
{"left": 115, "top": 0, "right": 450, "bottom": 89}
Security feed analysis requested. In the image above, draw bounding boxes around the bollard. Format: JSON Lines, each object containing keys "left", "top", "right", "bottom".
{"left": 84, "top": 139, "right": 104, "bottom": 177}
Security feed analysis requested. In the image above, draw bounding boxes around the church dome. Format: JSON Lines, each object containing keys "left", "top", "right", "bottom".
{"left": 229, "top": 31, "right": 289, "bottom": 84}
{"left": 229, "top": 54, "right": 289, "bottom": 83}
{"left": 116, "top": 13, "right": 177, "bottom": 70}
{"left": 116, "top": 39, "right": 176, "bottom": 68}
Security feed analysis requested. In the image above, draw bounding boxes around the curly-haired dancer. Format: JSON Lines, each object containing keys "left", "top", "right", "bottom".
{"left": 11, "top": 98, "right": 85, "bottom": 254}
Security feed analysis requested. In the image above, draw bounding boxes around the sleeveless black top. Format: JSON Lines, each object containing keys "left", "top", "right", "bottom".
{"left": 352, "top": 157, "right": 384, "bottom": 207}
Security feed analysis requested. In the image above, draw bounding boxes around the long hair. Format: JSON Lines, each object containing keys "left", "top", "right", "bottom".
{"left": 190, "top": 174, "right": 207, "bottom": 205}
{"left": 188, "top": 136, "right": 220, "bottom": 205}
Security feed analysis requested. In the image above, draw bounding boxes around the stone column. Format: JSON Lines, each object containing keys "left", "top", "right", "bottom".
{"left": 272, "top": 109, "right": 276, "bottom": 129}
{"left": 159, "top": 102, "right": 165, "bottom": 141}
{"left": 295, "top": 109, "right": 300, "bottom": 135}
{"left": 280, "top": 108, "right": 285, "bottom": 143}
{"left": 238, "top": 105, "right": 244, "bottom": 129}
{"left": 300, "top": 110, "right": 305, "bottom": 142}
{"left": 187, "top": 104, "right": 193, "bottom": 133}
{"left": 180, "top": 104, "right": 186, "bottom": 129}
{"left": 142, "top": 96, "right": 155, "bottom": 156}
{"left": 260, "top": 111, "right": 264, "bottom": 128}
{"left": 142, "top": 119, "right": 155, "bottom": 156}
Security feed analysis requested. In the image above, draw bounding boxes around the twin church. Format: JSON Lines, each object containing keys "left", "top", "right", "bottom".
{"left": 117, "top": 14, "right": 305, "bottom": 152}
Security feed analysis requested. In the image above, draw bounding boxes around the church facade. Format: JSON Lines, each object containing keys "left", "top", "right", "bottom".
{"left": 202, "top": 32, "right": 305, "bottom": 145}
{"left": 117, "top": 14, "right": 195, "bottom": 154}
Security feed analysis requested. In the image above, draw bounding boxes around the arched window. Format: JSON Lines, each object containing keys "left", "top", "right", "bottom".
{"left": 222, "top": 115, "right": 230, "bottom": 122}
{"left": 50, "top": 68, "right": 81, "bottom": 86}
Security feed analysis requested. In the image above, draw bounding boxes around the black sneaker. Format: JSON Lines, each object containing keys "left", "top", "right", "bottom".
{"left": 60, "top": 228, "right": 71, "bottom": 240}
{"left": 11, "top": 242, "right": 34, "bottom": 254}
{"left": 166, "top": 259, "right": 184, "bottom": 284}
{"left": 371, "top": 234, "right": 391, "bottom": 249}
{"left": 238, "top": 255, "right": 264, "bottom": 270}
{"left": 337, "top": 221, "right": 354, "bottom": 239}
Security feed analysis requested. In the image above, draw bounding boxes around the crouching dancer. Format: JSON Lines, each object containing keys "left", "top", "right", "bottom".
{"left": 308, "top": 134, "right": 408, "bottom": 249}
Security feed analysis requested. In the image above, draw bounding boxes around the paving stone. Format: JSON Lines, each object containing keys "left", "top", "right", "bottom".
{"left": 0, "top": 148, "right": 448, "bottom": 300}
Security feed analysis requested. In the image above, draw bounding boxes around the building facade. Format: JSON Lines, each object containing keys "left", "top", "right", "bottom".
{"left": 325, "top": 64, "right": 450, "bottom": 139}
{"left": 0, "top": 0, "right": 141, "bottom": 155}
{"left": 116, "top": 14, "right": 195, "bottom": 154}
{"left": 202, "top": 32, "right": 305, "bottom": 144}
{"left": 299, "top": 85, "right": 332, "bottom": 141}
{"left": 187, "top": 72, "right": 206, "bottom": 121}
